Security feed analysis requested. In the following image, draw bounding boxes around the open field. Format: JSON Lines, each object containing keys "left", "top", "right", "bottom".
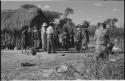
{"left": 1, "top": 41, "right": 124, "bottom": 80}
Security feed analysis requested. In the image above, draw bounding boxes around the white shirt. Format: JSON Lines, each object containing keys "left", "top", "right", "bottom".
{"left": 41, "top": 26, "right": 46, "bottom": 35}
{"left": 46, "top": 26, "right": 54, "bottom": 35}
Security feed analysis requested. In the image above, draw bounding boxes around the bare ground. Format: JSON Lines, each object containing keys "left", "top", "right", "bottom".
{"left": 1, "top": 47, "right": 124, "bottom": 80}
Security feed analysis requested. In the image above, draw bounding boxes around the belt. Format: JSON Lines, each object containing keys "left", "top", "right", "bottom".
{"left": 47, "top": 34, "right": 53, "bottom": 35}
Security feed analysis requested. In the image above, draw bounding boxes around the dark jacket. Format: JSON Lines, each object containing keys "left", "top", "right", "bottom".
{"left": 82, "top": 29, "right": 89, "bottom": 43}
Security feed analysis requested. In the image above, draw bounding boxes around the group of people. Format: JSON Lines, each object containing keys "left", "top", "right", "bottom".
{"left": 21, "top": 21, "right": 90, "bottom": 54}
{"left": 22, "top": 23, "right": 56, "bottom": 53}
{"left": 21, "top": 20, "right": 115, "bottom": 60}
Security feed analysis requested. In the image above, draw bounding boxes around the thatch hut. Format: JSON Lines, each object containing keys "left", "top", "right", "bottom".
{"left": 1, "top": 4, "right": 62, "bottom": 49}
{"left": 1, "top": 7, "right": 47, "bottom": 32}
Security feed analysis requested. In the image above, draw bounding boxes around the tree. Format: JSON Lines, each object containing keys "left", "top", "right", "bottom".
{"left": 81, "top": 20, "right": 90, "bottom": 28}
{"left": 58, "top": 18, "right": 75, "bottom": 33}
{"left": 43, "top": 11, "right": 62, "bottom": 23}
{"left": 104, "top": 18, "right": 118, "bottom": 28}
{"left": 64, "top": 7, "right": 74, "bottom": 19}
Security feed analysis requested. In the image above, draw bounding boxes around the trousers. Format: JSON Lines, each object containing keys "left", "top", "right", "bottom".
{"left": 41, "top": 34, "right": 47, "bottom": 51}
{"left": 47, "top": 35, "right": 55, "bottom": 53}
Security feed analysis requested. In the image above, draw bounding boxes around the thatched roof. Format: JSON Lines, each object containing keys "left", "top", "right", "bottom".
{"left": 1, "top": 6, "right": 47, "bottom": 32}
{"left": 1, "top": 10, "right": 16, "bottom": 31}
{"left": 1, "top": 9, "right": 62, "bottom": 33}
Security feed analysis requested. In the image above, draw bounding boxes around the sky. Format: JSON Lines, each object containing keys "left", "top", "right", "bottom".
{"left": 1, "top": 0, "right": 124, "bottom": 27}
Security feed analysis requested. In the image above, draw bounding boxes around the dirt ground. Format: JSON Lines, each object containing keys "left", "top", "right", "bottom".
{"left": 1, "top": 45, "right": 124, "bottom": 80}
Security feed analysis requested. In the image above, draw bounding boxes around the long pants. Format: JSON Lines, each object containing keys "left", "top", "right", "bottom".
{"left": 95, "top": 44, "right": 109, "bottom": 60}
{"left": 41, "top": 34, "right": 47, "bottom": 51}
{"left": 34, "top": 40, "right": 40, "bottom": 49}
{"left": 54, "top": 36, "right": 59, "bottom": 50}
{"left": 47, "top": 35, "right": 55, "bottom": 53}
{"left": 75, "top": 41, "right": 82, "bottom": 51}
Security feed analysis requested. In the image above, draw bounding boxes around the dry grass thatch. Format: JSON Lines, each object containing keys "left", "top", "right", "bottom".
{"left": 1, "top": 4, "right": 62, "bottom": 48}
{"left": 1, "top": 7, "right": 46, "bottom": 32}
{"left": 1, "top": 8, "right": 62, "bottom": 33}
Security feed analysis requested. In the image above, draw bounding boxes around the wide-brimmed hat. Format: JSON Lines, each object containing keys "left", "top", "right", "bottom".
{"left": 42, "top": 23, "right": 47, "bottom": 27}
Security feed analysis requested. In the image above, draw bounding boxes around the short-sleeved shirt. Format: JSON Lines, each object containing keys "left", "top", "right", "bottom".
{"left": 94, "top": 29, "right": 109, "bottom": 45}
{"left": 41, "top": 27, "right": 46, "bottom": 36}
{"left": 46, "top": 26, "right": 54, "bottom": 35}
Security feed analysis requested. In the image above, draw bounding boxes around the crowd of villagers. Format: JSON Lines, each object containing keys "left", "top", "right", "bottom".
{"left": 1, "top": 20, "right": 118, "bottom": 60}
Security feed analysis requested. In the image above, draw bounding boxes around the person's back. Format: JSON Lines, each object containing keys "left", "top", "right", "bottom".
{"left": 46, "top": 23, "right": 55, "bottom": 53}
{"left": 95, "top": 28, "right": 108, "bottom": 45}
{"left": 94, "top": 23, "right": 110, "bottom": 60}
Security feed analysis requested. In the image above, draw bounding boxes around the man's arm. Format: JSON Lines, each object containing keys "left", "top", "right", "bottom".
{"left": 83, "top": 30, "right": 87, "bottom": 41}
{"left": 94, "top": 30, "right": 97, "bottom": 41}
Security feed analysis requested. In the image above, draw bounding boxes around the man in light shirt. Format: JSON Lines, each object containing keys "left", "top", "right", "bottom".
{"left": 46, "top": 23, "right": 55, "bottom": 53}
{"left": 94, "top": 23, "right": 110, "bottom": 60}
{"left": 41, "top": 23, "right": 47, "bottom": 51}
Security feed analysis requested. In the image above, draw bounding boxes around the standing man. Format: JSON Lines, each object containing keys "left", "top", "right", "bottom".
{"left": 94, "top": 23, "right": 110, "bottom": 60}
{"left": 81, "top": 21, "right": 89, "bottom": 51}
{"left": 33, "top": 26, "right": 39, "bottom": 50}
{"left": 27, "top": 26, "right": 32, "bottom": 49}
{"left": 46, "top": 23, "right": 56, "bottom": 53}
{"left": 62, "top": 28, "right": 69, "bottom": 51}
{"left": 21, "top": 27, "right": 28, "bottom": 53}
{"left": 54, "top": 27, "right": 60, "bottom": 51}
{"left": 69, "top": 29, "right": 75, "bottom": 48}
{"left": 41, "top": 23, "right": 47, "bottom": 51}
{"left": 75, "top": 27, "right": 83, "bottom": 51}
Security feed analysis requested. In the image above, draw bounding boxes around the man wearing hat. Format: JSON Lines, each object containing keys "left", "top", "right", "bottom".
{"left": 41, "top": 22, "right": 47, "bottom": 51}
{"left": 46, "top": 23, "right": 56, "bottom": 53}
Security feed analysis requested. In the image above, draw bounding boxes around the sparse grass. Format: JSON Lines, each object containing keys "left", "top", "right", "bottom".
{"left": 1, "top": 40, "right": 124, "bottom": 80}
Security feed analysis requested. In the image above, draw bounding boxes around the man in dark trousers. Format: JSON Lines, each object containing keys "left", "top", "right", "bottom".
{"left": 69, "top": 29, "right": 75, "bottom": 48}
{"left": 54, "top": 26, "right": 60, "bottom": 51}
{"left": 21, "top": 27, "right": 28, "bottom": 53}
{"left": 75, "top": 27, "right": 83, "bottom": 51}
{"left": 62, "top": 28, "right": 69, "bottom": 51}
{"left": 27, "top": 26, "right": 33, "bottom": 49}
{"left": 81, "top": 21, "right": 89, "bottom": 51}
{"left": 46, "top": 23, "right": 56, "bottom": 53}
{"left": 32, "top": 26, "right": 40, "bottom": 50}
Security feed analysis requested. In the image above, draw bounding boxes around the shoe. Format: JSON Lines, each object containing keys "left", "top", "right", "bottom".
{"left": 48, "top": 52, "right": 51, "bottom": 54}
